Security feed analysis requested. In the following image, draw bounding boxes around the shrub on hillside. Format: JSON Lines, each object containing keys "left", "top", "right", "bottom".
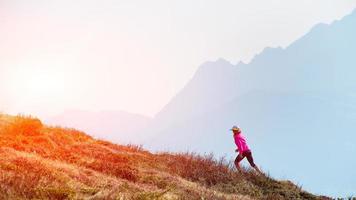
{"left": 4, "top": 115, "right": 43, "bottom": 136}
{"left": 55, "top": 143, "right": 138, "bottom": 182}
{"left": 158, "top": 152, "right": 235, "bottom": 186}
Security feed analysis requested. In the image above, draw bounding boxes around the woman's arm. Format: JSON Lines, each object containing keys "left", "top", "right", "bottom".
{"left": 236, "top": 139, "right": 243, "bottom": 156}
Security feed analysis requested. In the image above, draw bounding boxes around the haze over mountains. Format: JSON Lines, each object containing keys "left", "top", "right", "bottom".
{"left": 47, "top": 10, "right": 356, "bottom": 197}
{"left": 46, "top": 110, "right": 151, "bottom": 144}
{"left": 142, "top": 10, "right": 356, "bottom": 196}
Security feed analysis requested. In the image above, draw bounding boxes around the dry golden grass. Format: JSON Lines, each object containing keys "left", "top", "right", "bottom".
{"left": 0, "top": 114, "right": 328, "bottom": 200}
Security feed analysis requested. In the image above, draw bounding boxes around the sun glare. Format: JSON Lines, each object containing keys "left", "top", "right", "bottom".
{"left": 9, "top": 62, "right": 70, "bottom": 102}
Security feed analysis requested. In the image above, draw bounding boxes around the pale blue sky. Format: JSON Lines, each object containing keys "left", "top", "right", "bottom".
{"left": 1, "top": 0, "right": 356, "bottom": 117}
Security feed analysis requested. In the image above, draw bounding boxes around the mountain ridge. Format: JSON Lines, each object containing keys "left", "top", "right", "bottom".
{"left": 142, "top": 9, "right": 356, "bottom": 197}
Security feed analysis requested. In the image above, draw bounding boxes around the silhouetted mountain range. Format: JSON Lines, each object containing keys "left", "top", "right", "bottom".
{"left": 143, "top": 10, "right": 356, "bottom": 197}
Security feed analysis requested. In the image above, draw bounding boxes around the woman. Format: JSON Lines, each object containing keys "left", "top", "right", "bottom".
{"left": 231, "top": 125, "right": 262, "bottom": 174}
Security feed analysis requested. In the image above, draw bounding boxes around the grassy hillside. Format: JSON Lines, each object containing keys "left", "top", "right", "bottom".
{"left": 0, "top": 114, "right": 327, "bottom": 200}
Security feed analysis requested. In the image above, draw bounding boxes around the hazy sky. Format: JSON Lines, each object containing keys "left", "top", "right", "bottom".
{"left": 1, "top": 0, "right": 356, "bottom": 118}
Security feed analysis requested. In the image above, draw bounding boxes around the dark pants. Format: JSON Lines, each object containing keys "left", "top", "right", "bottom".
{"left": 235, "top": 150, "right": 256, "bottom": 167}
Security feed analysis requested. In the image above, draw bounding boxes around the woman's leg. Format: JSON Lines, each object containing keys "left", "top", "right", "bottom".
{"left": 234, "top": 154, "right": 244, "bottom": 172}
{"left": 245, "top": 151, "right": 262, "bottom": 174}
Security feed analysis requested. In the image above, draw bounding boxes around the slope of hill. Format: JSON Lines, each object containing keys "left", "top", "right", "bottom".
{"left": 143, "top": 10, "right": 356, "bottom": 196}
{"left": 0, "top": 114, "right": 326, "bottom": 200}
{"left": 46, "top": 110, "right": 152, "bottom": 144}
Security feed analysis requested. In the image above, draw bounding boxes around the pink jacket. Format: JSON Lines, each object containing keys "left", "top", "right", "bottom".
{"left": 234, "top": 133, "right": 250, "bottom": 153}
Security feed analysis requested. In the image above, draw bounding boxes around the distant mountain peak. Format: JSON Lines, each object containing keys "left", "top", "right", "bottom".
{"left": 215, "top": 57, "right": 232, "bottom": 64}
{"left": 199, "top": 58, "right": 232, "bottom": 68}
{"left": 191, "top": 58, "right": 236, "bottom": 80}
{"left": 248, "top": 46, "right": 284, "bottom": 64}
